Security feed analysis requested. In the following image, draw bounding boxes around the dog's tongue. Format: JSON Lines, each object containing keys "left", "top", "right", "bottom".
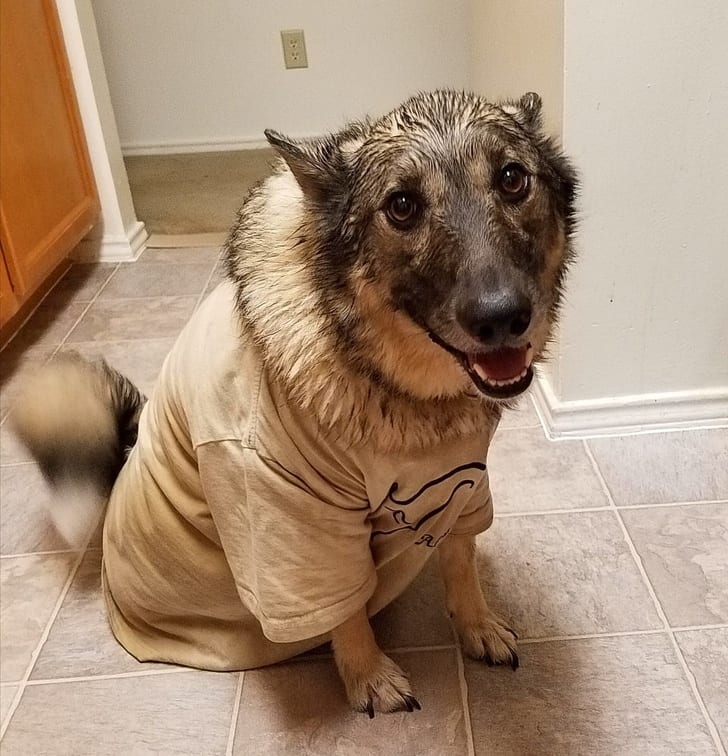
{"left": 472, "top": 346, "right": 529, "bottom": 381}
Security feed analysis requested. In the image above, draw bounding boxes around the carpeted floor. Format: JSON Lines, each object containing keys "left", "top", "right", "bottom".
{"left": 124, "top": 149, "right": 276, "bottom": 235}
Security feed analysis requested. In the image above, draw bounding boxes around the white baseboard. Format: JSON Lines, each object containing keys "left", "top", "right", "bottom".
{"left": 120, "top": 133, "right": 321, "bottom": 157}
{"left": 72, "top": 221, "right": 148, "bottom": 263}
{"left": 146, "top": 232, "right": 227, "bottom": 249}
{"left": 532, "top": 375, "right": 728, "bottom": 439}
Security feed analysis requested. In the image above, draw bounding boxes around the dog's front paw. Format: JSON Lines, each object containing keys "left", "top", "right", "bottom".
{"left": 456, "top": 612, "right": 519, "bottom": 670}
{"left": 338, "top": 651, "right": 421, "bottom": 717}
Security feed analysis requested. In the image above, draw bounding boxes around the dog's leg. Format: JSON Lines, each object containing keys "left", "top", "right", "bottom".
{"left": 438, "top": 533, "right": 519, "bottom": 669}
{"left": 331, "top": 606, "right": 421, "bottom": 717}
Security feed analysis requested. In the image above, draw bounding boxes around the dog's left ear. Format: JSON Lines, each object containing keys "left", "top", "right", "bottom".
{"left": 503, "top": 92, "right": 543, "bottom": 132}
{"left": 265, "top": 130, "right": 343, "bottom": 199}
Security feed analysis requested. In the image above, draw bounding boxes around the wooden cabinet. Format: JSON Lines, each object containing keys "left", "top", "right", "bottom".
{"left": 0, "top": 0, "right": 99, "bottom": 336}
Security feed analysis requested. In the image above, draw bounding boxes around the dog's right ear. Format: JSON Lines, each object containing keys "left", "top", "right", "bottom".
{"left": 264, "top": 130, "right": 343, "bottom": 199}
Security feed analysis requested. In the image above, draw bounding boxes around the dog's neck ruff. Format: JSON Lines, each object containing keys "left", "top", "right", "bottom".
{"left": 224, "top": 171, "right": 499, "bottom": 452}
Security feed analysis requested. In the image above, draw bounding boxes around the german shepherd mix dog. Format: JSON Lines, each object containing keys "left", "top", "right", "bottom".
{"left": 12, "top": 90, "right": 576, "bottom": 716}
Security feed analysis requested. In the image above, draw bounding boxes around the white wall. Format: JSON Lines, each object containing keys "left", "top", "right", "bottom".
{"left": 469, "top": 0, "right": 564, "bottom": 137}
{"left": 471, "top": 0, "right": 728, "bottom": 434}
{"left": 92, "top": 0, "right": 472, "bottom": 152}
{"left": 557, "top": 0, "right": 728, "bottom": 399}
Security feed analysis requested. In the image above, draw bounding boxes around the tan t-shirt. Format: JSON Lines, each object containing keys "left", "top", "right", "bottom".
{"left": 102, "top": 281, "right": 497, "bottom": 671}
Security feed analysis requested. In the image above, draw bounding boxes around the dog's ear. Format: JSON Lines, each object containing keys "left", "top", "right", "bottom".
{"left": 503, "top": 92, "right": 543, "bottom": 132}
{"left": 264, "top": 130, "right": 343, "bottom": 199}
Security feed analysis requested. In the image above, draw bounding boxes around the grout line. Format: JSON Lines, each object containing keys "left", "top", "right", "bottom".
{"left": 558, "top": 422, "right": 728, "bottom": 441}
{"left": 0, "top": 263, "right": 117, "bottom": 357}
{"left": 46, "top": 336, "right": 181, "bottom": 347}
{"left": 8, "top": 625, "right": 727, "bottom": 689}
{"left": 583, "top": 439, "right": 727, "bottom": 756}
{"left": 88, "top": 293, "right": 209, "bottom": 303}
{"left": 225, "top": 672, "right": 245, "bottom": 756}
{"left": 672, "top": 622, "right": 728, "bottom": 633}
{"left": 495, "top": 423, "right": 543, "bottom": 433}
{"left": 518, "top": 629, "right": 665, "bottom": 645}
{"left": 455, "top": 646, "right": 476, "bottom": 756}
{"left": 195, "top": 260, "right": 223, "bottom": 310}
{"left": 388, "top": 643, "right": 457, "bottom": 655}
{"left": 495, "top": 505, "right": 612, "bottom": 518}
{"left": 0, "top": 515, "right": 99, "bottom": 741}
{"left": 1, "top": 549, "right": 78, "bottom": 560}
{"left": 616, "top": 499, "right": 728, "bottom": 510}
{"left": 23, "top": 667, "right": 188, "bottom": 687}
{"left": 46, "top": 264, "right": 121, "bottom": 357}
{"left": 493, "top": 499, "right": 728, "bottom": 518}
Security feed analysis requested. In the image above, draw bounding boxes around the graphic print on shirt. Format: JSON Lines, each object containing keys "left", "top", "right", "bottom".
{"left": 371, "top": 462, "right": 486, "bottom": 547}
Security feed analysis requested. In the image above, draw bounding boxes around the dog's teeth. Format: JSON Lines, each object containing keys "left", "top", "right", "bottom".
{"left": 525, "top": 345, "right": 534, "bottom": 367}
{"left": 473, "top": 363, "right": 489, "bottom": 382}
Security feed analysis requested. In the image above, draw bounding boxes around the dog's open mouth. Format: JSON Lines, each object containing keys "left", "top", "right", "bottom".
{"left": 428, "top": 332, "right": 534, "bottom": 399}
{"left": 465, "top": 345, "right": 534, "bottom": 399}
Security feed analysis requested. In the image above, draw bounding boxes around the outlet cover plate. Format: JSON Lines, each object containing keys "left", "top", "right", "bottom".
{"left": 280, "top": 29, "right": 308, "bottom": 69}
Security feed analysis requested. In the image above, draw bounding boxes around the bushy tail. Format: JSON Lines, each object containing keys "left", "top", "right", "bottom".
{"left": 10, "top": 352, "right": 146, "bottom": 546}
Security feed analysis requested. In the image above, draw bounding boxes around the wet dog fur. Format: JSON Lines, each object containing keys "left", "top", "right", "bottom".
{"left": 12, "top": 90, "right": 577, "bottom": 714}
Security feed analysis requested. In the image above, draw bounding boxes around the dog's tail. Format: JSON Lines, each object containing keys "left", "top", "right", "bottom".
{"left": 10, "top": 353, "right": 146, "bottom": 546}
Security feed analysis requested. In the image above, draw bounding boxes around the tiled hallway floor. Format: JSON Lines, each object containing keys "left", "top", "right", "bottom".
{"left": 1, "top": 247, "right": 726, "bottom": 754}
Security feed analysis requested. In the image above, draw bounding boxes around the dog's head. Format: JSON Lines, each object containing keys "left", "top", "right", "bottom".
{"left": 265, "top": 90, "right": 577, "bottom": 404}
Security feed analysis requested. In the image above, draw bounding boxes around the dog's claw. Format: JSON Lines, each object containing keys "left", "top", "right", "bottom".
{"left": 366, "top": 699, "right": 375, "bottom": 719}
{"left": 510, "top": 652, "right": 520, "bottom": 671}
{"left": 401, "top": 694, "right": 421, "bottom": 712}
{"left": 505, "top": 626, "right": 519, "bottom": 640}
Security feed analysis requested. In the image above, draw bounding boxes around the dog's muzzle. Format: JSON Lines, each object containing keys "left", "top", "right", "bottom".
{"left": 428, "top": 332, "right": 534, "bottom": 399}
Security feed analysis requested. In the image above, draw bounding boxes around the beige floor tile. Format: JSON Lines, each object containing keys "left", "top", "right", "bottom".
{"left": 9, "top": 300, "right": 87, "bottom": 349}
{"left": 0, "top": 424, "right": 32, "bottom": 465}
{"left": 476, "top": 511, "right": 662, "bottom": 638}
{"left": 57, "top": 337, "right": 176, "bottom": 398}
{"left": 0, "top": 344, "right": 55, "bottom": 421}
{"left": 0, "top": 464, "right": 68, "bottom": 555}
{"left": 99, "top": 261, "right": 215, "bottom": 300}
{"left": 675, "top": 628, "right": 728, "bottom": 744}
{"left": 371, "top": 558, "right": 454, "bottom": 649}
{"left": 497, "top": 396, "right": 542, "bottom": 430}
{"left": 621, "top": 503, "right": 728, "bottom": 626}
{"left": 233, "top": 650, "right": 467, "bottom": 755}
{"left": 588, "top": 429, "right": 728, "bottom": 505}
{"left": 65, "top": 296, "right": 196, "bottom": 343}
{"left": 1, "top": 554, "right": 75, "bottom": 682}
{"left": 488, "top": 429, "right": 608, "bottom": 513}
{"left": 2, "top": 670, "right": 239, "bottom": 755}
{"left": 203, "top": 263, "right": 227, "bottom": 296}
{"left": 139, "top": 245, "right": 221, "bottom": 264}
{"left": 465, "top": 634, "right": 715, "bottom": 755}
{"left": 46, "top": 263, "right": 117, "bottom": 303}
{"left": 1, "top": 686, "right": 18, "bottom": 727}
{"left": 31, "top": 550, "right": 166, "bottom": 680}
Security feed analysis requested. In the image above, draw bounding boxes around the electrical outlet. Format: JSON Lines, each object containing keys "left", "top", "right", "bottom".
{"left": 280, "top": 29, "right": 308, "bottom": 69}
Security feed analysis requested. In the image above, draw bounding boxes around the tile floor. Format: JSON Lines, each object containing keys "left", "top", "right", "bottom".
{"left": 0, "top": 247, "right": 726, "bottom": 755}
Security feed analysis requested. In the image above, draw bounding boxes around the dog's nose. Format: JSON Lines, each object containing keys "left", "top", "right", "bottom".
{"left": 456, "top": 290, "right": 532, "bottom": 345}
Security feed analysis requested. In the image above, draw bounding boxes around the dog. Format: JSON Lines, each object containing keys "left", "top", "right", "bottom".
{"left": 11, "top": 90, "right": 577, "bottom": 716}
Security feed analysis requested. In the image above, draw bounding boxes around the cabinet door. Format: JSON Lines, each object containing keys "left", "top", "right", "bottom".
{"left": 0, "top": 251, "right": 19, "bottom": 329}
{"left": 0, "top": 0, "right": 98, "bottom": 300}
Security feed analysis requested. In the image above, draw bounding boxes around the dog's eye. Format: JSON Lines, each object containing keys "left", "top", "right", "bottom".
{"left": 498, "top": 163, "right": 530, "bottom": 201}
{"left": 385, "top": 192, "right": 420, "bottom": 228}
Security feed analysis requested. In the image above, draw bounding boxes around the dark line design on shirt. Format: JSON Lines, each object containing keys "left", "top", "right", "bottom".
{"left": 371, "top": 461, "right": 486, "bottom": 540}
{"left": 415, "top": 529, "right": 451, "bottom": 548}
{"left": 386, "top": 462, "right": 486, "bottom": 505}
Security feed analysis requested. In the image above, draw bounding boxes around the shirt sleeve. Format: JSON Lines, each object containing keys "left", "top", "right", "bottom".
{"left": 449, "top": 469, "right": 494, "bottom": 536}
{"left": 196, "top": 440, "right": 377, "bottom": 644}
